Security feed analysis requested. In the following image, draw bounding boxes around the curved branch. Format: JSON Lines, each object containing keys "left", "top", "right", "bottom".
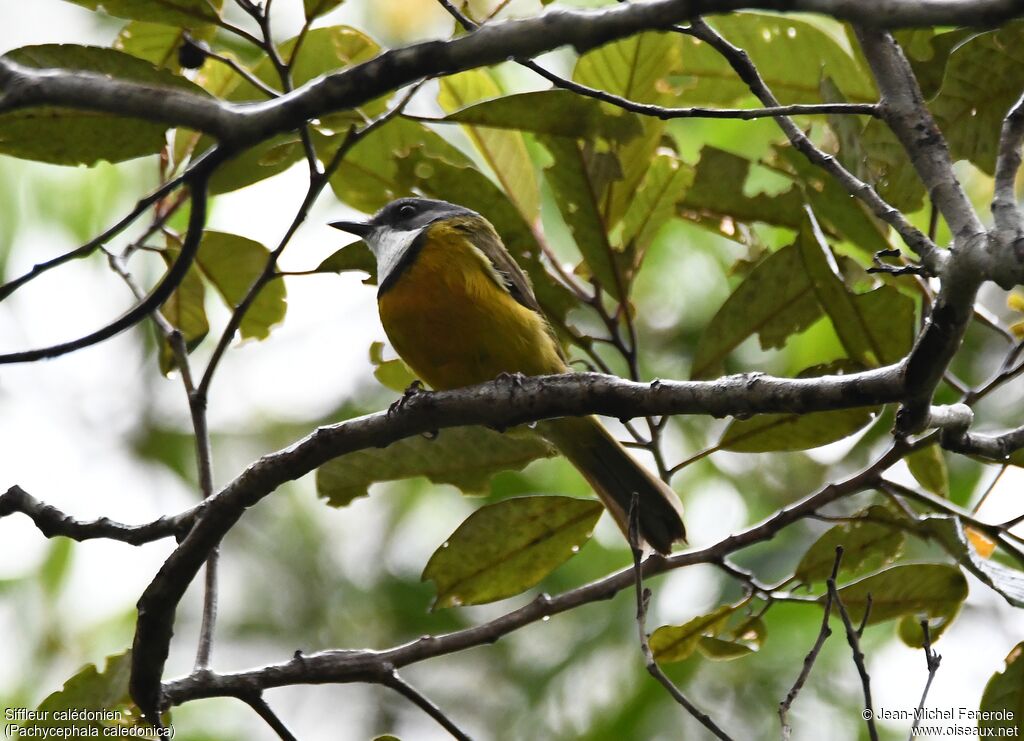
{"left": 0, "top": 148, "right": 224, "bottom": 365}
{"left": 129, "top": 368, "right": 906, "bottom": 717}
{"left": 0, "top": 173, "right": 188, "bottom": 303}
{"left": 1, "top": 1, "right": 1021, "bottom": 150}
{"left": 0, "top": 485, "right": 198, "bottom": 544}
{"left": 159, "top": 442, "right": 906, "bottom": 707}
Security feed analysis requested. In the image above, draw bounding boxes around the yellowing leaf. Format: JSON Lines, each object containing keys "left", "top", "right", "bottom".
{"left": 650, "top": 604, "right": 738, "bottom": 664}
{"left": 967, "top": 526, "right": 997, "bottom": 559}
{"left": 422, "top": 495, "right": 602, "bottom": 608}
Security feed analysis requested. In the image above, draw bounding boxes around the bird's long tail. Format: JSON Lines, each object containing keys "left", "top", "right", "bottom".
{"left": 537, "top": 416, "right": 686, "bottom": 554}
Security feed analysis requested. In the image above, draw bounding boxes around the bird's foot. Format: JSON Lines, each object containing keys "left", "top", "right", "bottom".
{"left": 496, "top": 371, "right": 527, "bottom": 389}
{"left": 388, "top": 379, "right": 425, "bottom": 417}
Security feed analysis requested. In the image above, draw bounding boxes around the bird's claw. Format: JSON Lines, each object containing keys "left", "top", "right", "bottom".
{"left": 388, "top": 379, "right": 425, "bottom": 417}
{"left": 496, "top": 371, "right": 527, "bottom": 389}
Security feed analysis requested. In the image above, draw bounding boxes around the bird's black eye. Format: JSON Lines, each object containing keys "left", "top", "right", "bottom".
{"left": 398, "top": 203, "right": 417, "bottom": 218}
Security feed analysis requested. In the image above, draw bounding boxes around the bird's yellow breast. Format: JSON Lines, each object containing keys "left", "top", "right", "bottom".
{"left": 377, "top": 220, "right": 565, "bottom": 391}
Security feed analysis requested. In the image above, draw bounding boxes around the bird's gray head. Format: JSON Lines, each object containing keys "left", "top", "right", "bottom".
{"left": 329, "top": 198, "right": 478, "bottom": 286}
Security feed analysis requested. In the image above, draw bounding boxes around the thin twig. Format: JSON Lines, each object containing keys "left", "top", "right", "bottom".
{"left": 239, "top": 693, "right": 299, "bottom": 741}
{"left": 0, "top": 172, "right": 187, "bottom": 303}
{"left": 685, "top": 19, "right": 942, "bottom": 271}
{"left": 778, "top": 548, "right": 842, "bottom": 739}
{"left": 196, "top": 82, "right": 422, "bottom": 398}
{"left": 827, "top": 547, "right": 878, "bottom": 741}
{"left": 908, "top": 621, "right": 942, "bottom": 741}
{"left": 628, "top": 496, "right": 735, "bottom": 741}
{"left": 383, "top": 671, "right": 473, "bottom": 741}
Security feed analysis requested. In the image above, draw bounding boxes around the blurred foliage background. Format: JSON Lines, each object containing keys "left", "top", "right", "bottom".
{"left": 1, "top": 1, "right": 1024, "bottom": 739}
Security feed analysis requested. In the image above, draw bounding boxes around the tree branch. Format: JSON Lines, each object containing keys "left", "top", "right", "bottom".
{"left": 853, "top": 28, "right": 989, "bottom": 433}
{"left": 628, "top": 498, "right": 734, "bottom": 740}
{"left": 0, "top": 148, "right": 225, "bottom": 365}
{"left": 778, "top": 549, "right": 841, "bottom": 739}
{"left": 0, "top": 485, "right": 197, "bottom": 544}
{"left": 992, "top": 91, "right": 1024, "bottom": 242}
{"left": 684, "top": 19, "right": 943, "bottom": 272}
{"left": 145, "top": 436, "right": 907, "bottom": 714}
{"left": 0, "top": 172, "right": 188, "bottom": 304}
{"left": 827, "top": 547, "right": 878, "bottom": 741}
{"left": 382, "top": 671, "right": 474, "bottom": 741}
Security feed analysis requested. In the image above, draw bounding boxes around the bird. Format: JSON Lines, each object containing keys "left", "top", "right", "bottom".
{"left": 330, "top": 197, "right": 685, "bottom": 554}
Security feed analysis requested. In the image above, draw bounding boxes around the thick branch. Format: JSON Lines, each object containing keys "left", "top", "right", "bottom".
{"left": 1, "top": 2, "right": 1020, "bottom": 149}
{"left": 992, "top": 91, "right": 1024, "bottom": 243}
{"left": 853, "top": 28, "right": 988, "bottom": 432}
{"left": 854, "top": 28, "right": 984, "bottom": 244}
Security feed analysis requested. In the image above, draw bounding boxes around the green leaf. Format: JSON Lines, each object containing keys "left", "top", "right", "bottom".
{"left": 369, "top": 341, "right": 416, "bottom": 393}
{"left": 678, "top": 147, "right": 807, "bottom": 237}
{"left": 980, "top": 642, "right": 1024, "bottom": 736}
{"left": 158, "top": 240, "right": 209, "bottom": 375}
{"left": 39, "top": 538, "right": 75, "bottom": 597}
{"left": 858, "top": 119, "right": 927, "bottom": 213}
{"left": 539, "top": 134, "right": 627, "bottom": 299}
{"left": 115, "top": 21, "right": 214, "bottom": 72}
{"left": 834, "top": 563, "right": 968, "bottom": 629}
{"left": 893, "top": 28, "right": 977, "bottom": 99}
{"left": 316, "top": 240, "right": 376, "bottom": 282}
{"left": 698, "top": 636, "right": 754, "bottom": 660}
{"left": 772, "top": 145, "right": 892, "bottom": 256}
{"left": 322, "top": 117, "right": 472, "bottom": 213}
{"left": 676, "top": 14, "right": 876, "bottom": 106}
{"left": 719, "top": 406, "right": 877, "bottom": 453}
{"left": 441, "top": 89, "right": 640, "bottom": 141}
{"left": 25, "top": 651, "right": 143, "bottom": 731}
{"left": 61, "top": 0, "right": 222, "bottom": 26}
{"left": 422, "top": 495, "right": 603, "bottom": 608}
{"left": 907, "top": 444, "right": 950, "bottom": 498}
{"left": 650, "top": 604, "right": 738, "bottom": 664}
{"left": 439, "top": 70, "right": 539, "bottom": 222}
{"left": 930, "top": 22, "right": 1024, "bottom": 174}
{"left": 795, "top": 506, "right": 905, "bottom": 583}
{"left": 283, "top": 25, "right": 380, "bottom": 89}
{"left": 316, "top": 427, "right": 556, "bottom": 507}
{"left": 205, "top": 134, "right": 306, "bottom": 194}
{"left": 616, "top": 154, "right": 693, "bottom": 255}
{"left": 691, "top": 242, "right": 822, "bottom": 379}
{"left": 795, "top": 209, "right": 914, "bottom": 367}
{"left": 574, "top": 31, "right": 679, "bottom": 229}
{"left": 195, "top": 231, "right": 286, "bottom": 340}
{"left": 0, "top": 45, "right": 205, "bottom": 166}
{"left": 304, "top": 0, "right": 344, "bottom": 21}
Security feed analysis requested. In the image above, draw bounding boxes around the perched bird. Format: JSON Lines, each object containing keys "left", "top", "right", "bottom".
{"left": 330, "top": 198, "right": 685, "bottom": 554}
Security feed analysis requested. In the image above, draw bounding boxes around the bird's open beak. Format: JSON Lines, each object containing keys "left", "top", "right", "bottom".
{"left": 329, "top": 220, "right": 373, "bottom": 238}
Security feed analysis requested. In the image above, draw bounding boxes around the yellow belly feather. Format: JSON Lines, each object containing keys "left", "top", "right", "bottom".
{"left": 377, "top": 222, "right": 565, "bottom": 390}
